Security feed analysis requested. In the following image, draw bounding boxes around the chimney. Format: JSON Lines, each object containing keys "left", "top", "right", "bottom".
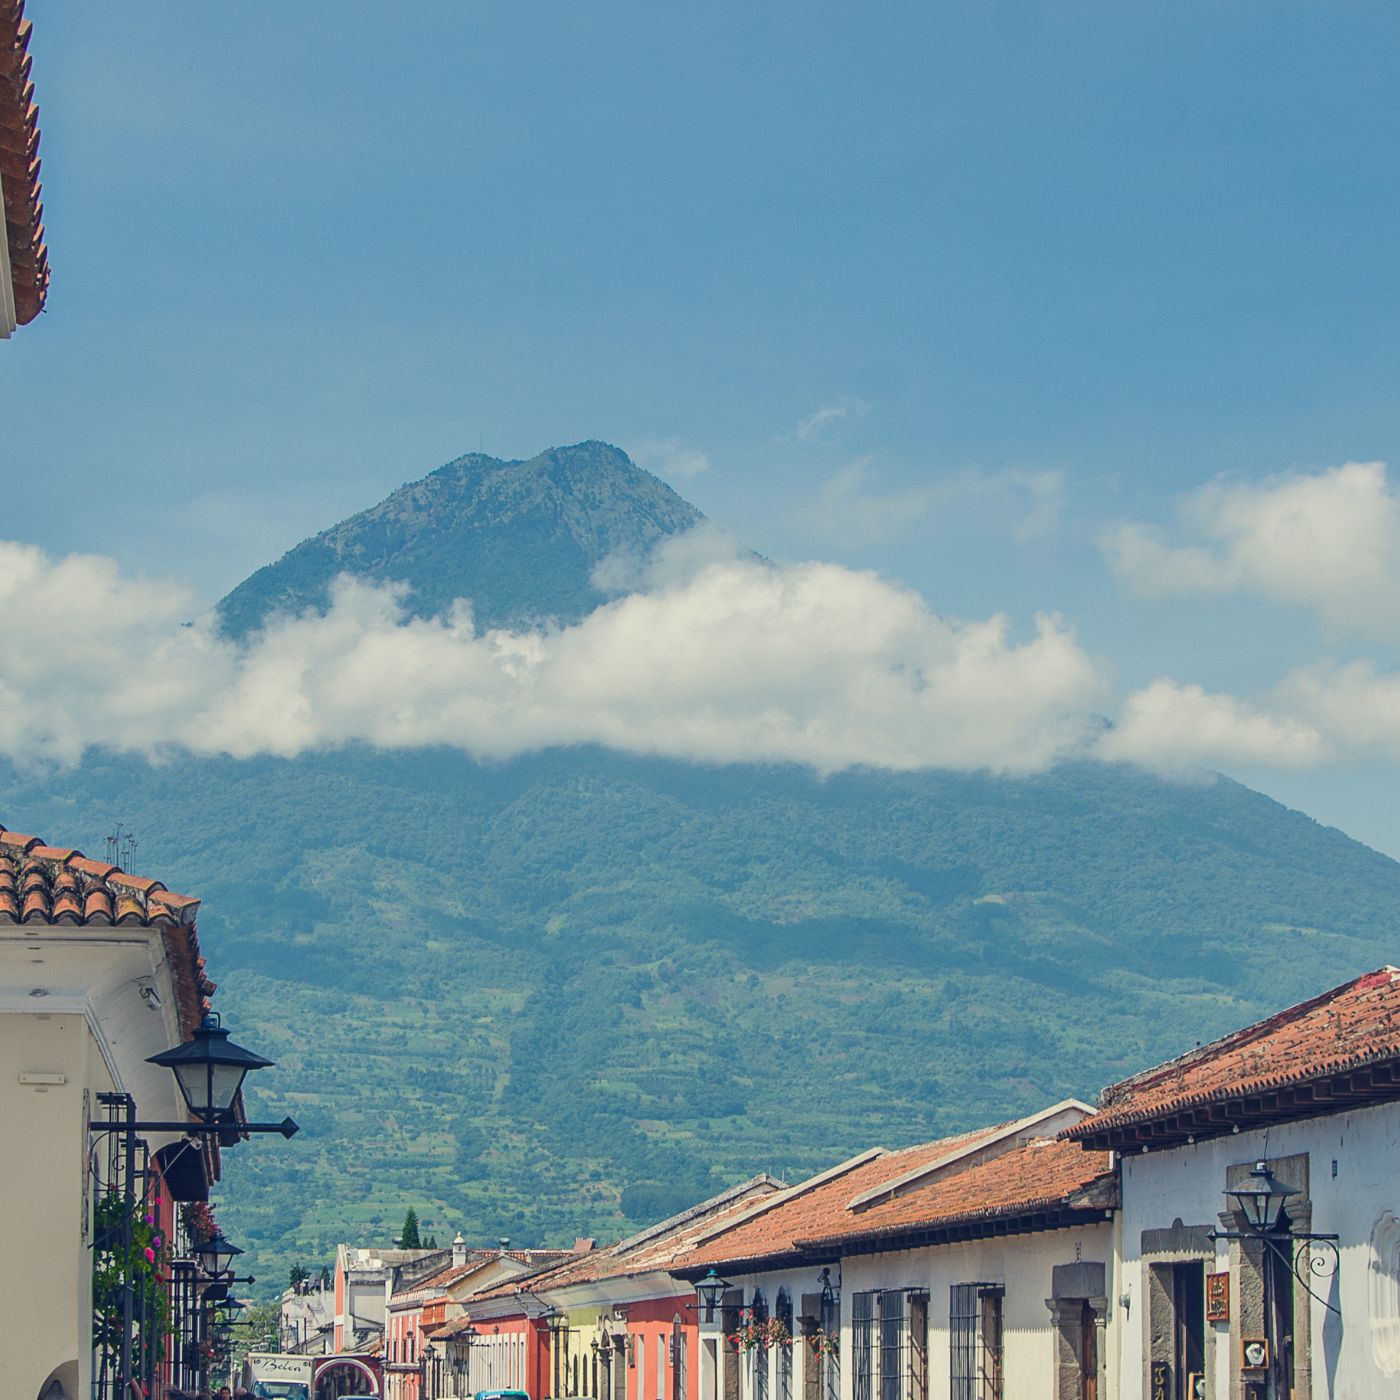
{"left": 452, "top": 1232, "right": 468, "bottom": 1268}
{"left": 498, "top": 1237, "right": 511, "bottom": 1254}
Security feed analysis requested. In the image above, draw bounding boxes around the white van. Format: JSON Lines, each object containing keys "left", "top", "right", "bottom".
{"left": 240, "top": 1351, "right": 314, "bottom": 1400}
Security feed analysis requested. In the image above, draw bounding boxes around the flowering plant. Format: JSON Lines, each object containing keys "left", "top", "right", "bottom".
{"left": 729, "top": 1312, "right": 792, "bottom": 1352}
{"left": 806, "top": 1328, "right": 838, "bottom": 1359}
{"left": 92, "top": 1190, "right": 171, "bottom": 1365}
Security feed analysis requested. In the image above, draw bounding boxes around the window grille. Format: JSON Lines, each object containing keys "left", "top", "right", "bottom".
{"left": 776, "top": 1291, "right": 794, "bottom": 1400}
{"left": 853, "top": 1292, "right": 877, "bottom": 1400}
{"left": 821, "top": 1287, "right": 841, "bottom": 1400}
{"left": 950, "top": 1285, "right": 1003, "bottom": 1400}
{"left": 879, "top": 1291, "right": 908, "bottom": 1400}
{"left": 754, "top": 1291, "right": 770, "bottom": 1400}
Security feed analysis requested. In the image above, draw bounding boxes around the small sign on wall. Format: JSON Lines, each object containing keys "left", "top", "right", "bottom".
{"left": 1151, "top": 1361, "right": 1170, "bottom": 1400}
{"left": 1206, "top": 1271, "right": 1230, "bottom": 1323}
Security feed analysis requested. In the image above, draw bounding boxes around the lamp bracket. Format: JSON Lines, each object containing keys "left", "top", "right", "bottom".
{"left": 1207, "top": 1229, "right": 1340, "bottom": 1314}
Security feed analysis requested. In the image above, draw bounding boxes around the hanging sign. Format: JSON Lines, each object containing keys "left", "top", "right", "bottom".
{"left": 1206, "top": 1271, "right": 1230, "bottom": 1322}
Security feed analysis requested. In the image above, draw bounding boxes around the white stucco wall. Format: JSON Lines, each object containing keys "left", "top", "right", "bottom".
{"left": 0, "top": 1012, "right": 113, "bottom": 1400}
{"left": 704, "top": 1222, "right": 1114, "bottom": 1400}
{"left": 1117, "top": 1101, "right": 1400, "bottom": 1400}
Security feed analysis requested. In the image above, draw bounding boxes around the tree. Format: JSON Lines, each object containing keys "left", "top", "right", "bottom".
{"left": 320, "top": 1264, "right": 332, "bottom": 1289}
{"left": 425, "top": 1235, "right": 438, "bottom": 1249}
{"left": 289, "top": 1263, "right": 311, "bottom": 1291}
{"left": 398, "top": 1208, "right": 422, "bottom": 1250}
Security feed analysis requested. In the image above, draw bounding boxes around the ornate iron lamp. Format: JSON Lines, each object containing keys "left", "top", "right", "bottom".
{"left": 694, "top": 1268, "right": 730, "bottom": 1326}
{"left": 193, "top": 1231, "right": 243, "bottom": 1278}
{"left": 1210, "top": 1160, "right": 1339, "bottom": 1314}
{"left": 1226, "top": 1161, "right": 1299, "bottom": 1234}
{"left": 147, "top": 1012, "right": 275, "bottom": 1125}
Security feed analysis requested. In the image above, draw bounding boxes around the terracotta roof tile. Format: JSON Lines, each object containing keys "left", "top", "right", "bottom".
{"left": 0, "top": 818, "right": 209, "bottom": 1037}
{"left": 0, "top": 0, "right": 48, "bottom": 326}
{"left": 794, "top": 1138, "right": 1115, "bottom": 1253}
{"left": 1066, "top": 966, "right": 1400, "bottom": 1150}
{"left": 675, "top": 1128, "right": 1006, "bottom": 1272}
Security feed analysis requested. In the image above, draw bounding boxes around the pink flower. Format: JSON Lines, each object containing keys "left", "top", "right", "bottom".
{"left": 144, "top": 1213, "right": 154, "bottom": 1225}
{"left": 153, "top": 1235, "right": 162, "bottom": 1248}
{"left": 143, "top": 1247, "right": 156, "bottom": 1263}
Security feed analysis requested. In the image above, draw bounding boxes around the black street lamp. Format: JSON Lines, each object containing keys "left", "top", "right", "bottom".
{"left": 193, "top": 1231, "right": 244, "bottom": 1277}
{"left": 694, "top": 1269, "right": 730, "bottom": 1326}
{"left": 1226, "top": 1162, "right": 1298, "bottom": 1235}
{"left": 1210, "top": 1161, "right": 1340, "bottom": 1315}
{"left": 147, "top": 1013, "right": 274, "bottom": 1124}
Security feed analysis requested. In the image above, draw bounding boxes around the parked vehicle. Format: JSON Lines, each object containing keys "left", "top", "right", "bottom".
{"left": 240, "top": 1351, "right": 313, "bottom": 1400}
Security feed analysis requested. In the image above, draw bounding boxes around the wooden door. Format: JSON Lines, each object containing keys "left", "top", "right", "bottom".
{"left": 1079, "top": 1303, "right": 1098, "bottom": 1400}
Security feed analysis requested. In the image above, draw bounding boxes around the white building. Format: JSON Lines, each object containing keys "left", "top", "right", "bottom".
{"left": 0, "top": 824, "right": 219, "bottom": 1400}
{"left": 1065, "top": 965, "right": 1400, "bottom": 1400}
{"left": 676, "top": 1102, "right": 1116, "bottom": 1400}
{"left": 282, "top": 1277, "right": 336, "bottom": 1355}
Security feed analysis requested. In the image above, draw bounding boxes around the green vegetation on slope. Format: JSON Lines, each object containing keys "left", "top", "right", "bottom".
{"left": 6, "top": 747, "right": 1399, "bottom": 1291}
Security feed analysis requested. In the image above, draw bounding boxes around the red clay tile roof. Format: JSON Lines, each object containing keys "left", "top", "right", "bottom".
{"left": 0, "top": 0, "right": 49, "bottom": 325}
{"left": 674, "top": 1127, "right": 1008, "bottom": 1273}
{"left": 794, "top": 1137, "right": 1115, "bottom": 1254}
{"left": 1066, "top": 966, "right": 1400, "bottom": 1151}
{"left": 0, "top": 820, "right": 210, "bottom": 1035}
{"left": 513, "top": 1176, "right": 786, "bottom": 1296}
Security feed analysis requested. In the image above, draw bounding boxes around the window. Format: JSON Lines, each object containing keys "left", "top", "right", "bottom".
{"left": 754, "top": 1292, "right": 770, "bottom": 1400}
{"left": 907, "top": 1294, "right": 928, "bottom": 1400}
{"left": 879, "top": 1291, "right": 907, "bottom": 1400}
{"left": 853, "top": 1293, "right": 877, "bottom": 1400}
{"left": 776, "top": 1292, "right": 794, "bottom": 1400}
{"left": 950, "top": 1285, "right": 1003, "bottom": 1400}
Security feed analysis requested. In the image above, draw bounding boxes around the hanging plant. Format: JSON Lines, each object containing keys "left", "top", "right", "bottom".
{"left": 92, "top": 1191, "right": 172, "bottom": 1364}
{"left": 730, "top": 1312, "right": 793, "bottom": 1352}
{"left": 806, "top": 1328, "right": 838, "bottom": 1359}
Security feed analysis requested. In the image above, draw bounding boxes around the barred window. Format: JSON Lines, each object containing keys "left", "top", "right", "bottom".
{"left": 776, "top": 1291, "right": 794, "bottom": 1400}
{"left": 853, "top": 1292, "right": 877, "bottom": 1400}
{"left": 879, "top": 1291, "right": 907, "bottom": 1400}
{"left": 753, "top": 1291, "right": 770, "bottom": 1400}
{"left": 950, "top": 1285, "right": 1003, "bottom": 1400}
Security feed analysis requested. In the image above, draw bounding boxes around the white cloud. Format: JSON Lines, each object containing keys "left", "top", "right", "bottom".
{"left": 1098, "top": 679, "right": 1328, "bottom": 776}
{"left": 1102, "top": 461, "right": 1400, "bottom": 634}
{"left": 0, "top": 537, "right": 1109, "bottom": 776}
{"left": 628, "top": 437, "right": 711, "bottom": 481}
{"left": 794, "top": 400, "right": 871, "bottom": 443}
{"left": 801, "top": 461, "right": 1065, "bottom": 547}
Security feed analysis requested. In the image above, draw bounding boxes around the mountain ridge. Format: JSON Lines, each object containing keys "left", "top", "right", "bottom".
{"left": 217, "top": 440, "right": 705, "bottom": 638}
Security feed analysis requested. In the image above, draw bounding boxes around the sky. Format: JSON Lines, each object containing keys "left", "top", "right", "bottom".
{"left": 5, "top": 1, "right": 1400, "bottom": 852}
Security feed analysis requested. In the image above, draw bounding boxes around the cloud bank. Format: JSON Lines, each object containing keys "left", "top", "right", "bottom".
{"left": 0, "top": 538, "right": 1106, "bottom": 775}
{"left": 7, "top": 492, "right": 1400, "bottom": 780}
{"left": 1102, "top": 461, "right": 1400, "bottom": 635}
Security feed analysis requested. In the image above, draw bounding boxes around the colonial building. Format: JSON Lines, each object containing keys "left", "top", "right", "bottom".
{"left": 0, "top": 0, "right": 49, "bottom": 338}
{"left": 1065, "top": 965, "right": 1400, "bottom": 1400}
{"left": 333, "top": 1244, "right": 455, "bottom": 1353}
{"left": 0, "top": 823, "right": 228, "bottom": 1400}
{"left": 430, "top": 1180, "right": 783, "bottom": 1400}
{"left": 674, "top": 1102, "right": 1113, "bottom": 1400}
{"left": 387, "top": 1239, "right": 580, "bottom": 1400}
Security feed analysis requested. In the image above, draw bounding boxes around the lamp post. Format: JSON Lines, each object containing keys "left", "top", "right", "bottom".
{"left": 88, "top": 1013, "right": 296, "bottom": 1398}
{"left": 1209, "top": 1161, "right": 1341, "bottom": 1342}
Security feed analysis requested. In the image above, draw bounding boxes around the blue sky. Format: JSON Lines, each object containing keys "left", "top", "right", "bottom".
{"left": 6, "top": 1, "right": 1400, "bottom": 853}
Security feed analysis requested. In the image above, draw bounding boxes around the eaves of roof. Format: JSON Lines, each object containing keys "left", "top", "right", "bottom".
{"left": 0, "top": 0, "right": 48, "bottom": 324}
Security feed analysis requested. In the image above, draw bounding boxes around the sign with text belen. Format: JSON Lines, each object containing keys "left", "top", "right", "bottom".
{"left": 1206, "top": 1270, "right": 1230, "bottom": 1323}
